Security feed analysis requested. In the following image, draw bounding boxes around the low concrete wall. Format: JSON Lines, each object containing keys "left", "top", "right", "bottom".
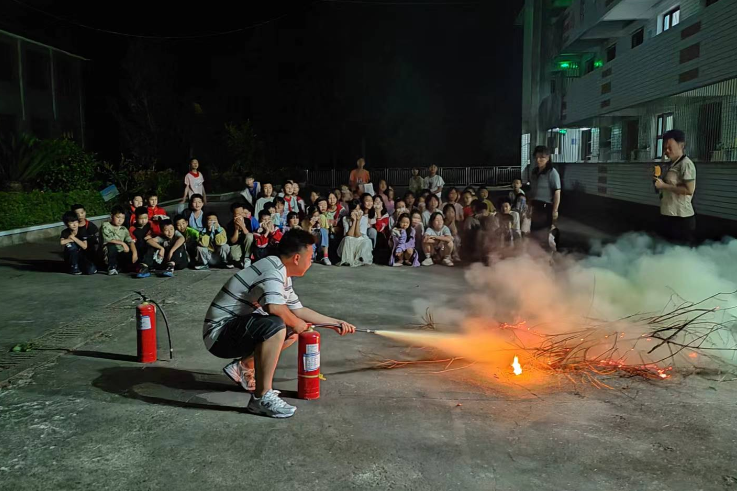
{"left": 0, "top": 192, "right": 241, "bottom": 249}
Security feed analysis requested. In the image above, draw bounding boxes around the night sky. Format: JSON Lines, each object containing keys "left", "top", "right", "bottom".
{"left": 2, "top": 0, "right": 523, "bottom": 170}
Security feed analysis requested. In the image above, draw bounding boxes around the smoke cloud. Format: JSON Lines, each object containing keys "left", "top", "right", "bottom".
{"left": 411, "top": 234, "right": 737, "bottom": 373}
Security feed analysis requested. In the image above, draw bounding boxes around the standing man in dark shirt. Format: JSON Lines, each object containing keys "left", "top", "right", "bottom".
{"left": 528, "top": 146, "right": 562, "bottom": 250}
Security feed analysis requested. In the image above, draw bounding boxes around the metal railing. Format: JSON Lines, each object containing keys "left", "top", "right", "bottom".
{"left": 305, "top": 166, "right": 521, "bottom": 189}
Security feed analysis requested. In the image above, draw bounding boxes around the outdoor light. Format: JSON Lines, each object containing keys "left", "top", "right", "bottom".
{"left": 559, "top": 129, "right": 567, "bottom": 134}
{"left": 594, "top": 60, "right": 604, "bottom": 68}
{"left": 559, "top": 62, "right": 570, "bottom": 69}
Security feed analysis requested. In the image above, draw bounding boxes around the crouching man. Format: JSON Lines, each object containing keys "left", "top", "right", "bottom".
{"left": 202, "top": 229, "right": 356, "bottom": 418}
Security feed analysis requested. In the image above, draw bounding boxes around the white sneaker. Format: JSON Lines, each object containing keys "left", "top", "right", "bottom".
{"left": 242, "top": 259, "right": 252, "bottom": 268}
{"left": 421, "top": 258, "right": 434, "bottom": 267}
{"left": 246, "top": 389, "right": 296, "bottom": 418}
{"left": 321, "top": 257, "right": 332, "bottom": 266}
{"left": 442, "top": 257, "right": 454, "bottom": 267}
{"left": 223, "top": 360, "right": 255, "bottom": 392}
{"left": 107, "top": 268, "right": 119, "bottom": 275}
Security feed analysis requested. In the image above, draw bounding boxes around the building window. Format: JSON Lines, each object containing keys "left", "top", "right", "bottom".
{"left": 581, "top": 129, "right": 593, "bottom": 161}
{"left": 606, "top": 44, "right": 617, "bottom": 63}
{"left": 0, "top": 42, "right": 15, "bottom": 82}
{"left": 663, "top": 7, "right": 680, "bottom": 33}
{"left": 631, "top": 28, "right": 644, "bottom": 49}
{"left": 585, "top": 58, "right": 595, "bottom": 74}
{"left": 655, "top": 112, "right": 674, "bottom": 159}
{"left": 26, "top": 50, "right": 50, "bottom": 91}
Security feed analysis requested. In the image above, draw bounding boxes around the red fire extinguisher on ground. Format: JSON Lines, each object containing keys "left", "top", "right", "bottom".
{"left": 297, "top": 324, "right": 322, "bottom": 399}
{"left": 135, "top": 291, "right": 173, "bottom": 363}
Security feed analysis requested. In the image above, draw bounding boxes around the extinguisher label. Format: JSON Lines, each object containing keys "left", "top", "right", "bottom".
{"left": 306, "top": 344, "right": 319, "bottom": 354}
{"left": 137, "top": 316, "right": 152, "bottom": 331}
{"left": 302, "top": 353, "right": 320, "bottom": 372}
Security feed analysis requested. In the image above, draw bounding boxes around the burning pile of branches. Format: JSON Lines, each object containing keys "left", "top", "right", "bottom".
{"left": 368, "top": 292, "right": 737, "bottom": 387}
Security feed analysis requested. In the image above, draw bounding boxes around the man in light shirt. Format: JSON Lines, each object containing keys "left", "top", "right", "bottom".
{"left": 654, "top": 129, "right": 696, "bottom": 244}
{"left": 203, "top": 230, "right": 357, "bottom": 418}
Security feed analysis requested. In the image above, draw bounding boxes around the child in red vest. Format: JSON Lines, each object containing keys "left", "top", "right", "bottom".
{"left": 253, "top": 210, "right": 283, "bottom": 260}
{"left": 147, "top": 193, "right": 168, "bottom": 236}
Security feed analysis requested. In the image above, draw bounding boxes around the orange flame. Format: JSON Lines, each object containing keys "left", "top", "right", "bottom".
{"left": 512, "top": 356, "right": 522, "bottom": 376}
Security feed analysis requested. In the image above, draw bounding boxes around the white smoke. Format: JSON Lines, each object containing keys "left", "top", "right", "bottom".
{"left": 416, "top": 234, "right": 737, "bottom": 368}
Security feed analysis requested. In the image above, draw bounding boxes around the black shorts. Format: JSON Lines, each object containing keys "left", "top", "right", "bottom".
{"left": 208, "top": 314, "right": 288, "bottom": 359}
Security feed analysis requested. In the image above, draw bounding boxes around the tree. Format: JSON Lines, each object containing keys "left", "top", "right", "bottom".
{"left": 110, "top": 40, "right": 185, "bottom": 169}
{"left": 224, "top": 121, "right": 264, "bottom": 173}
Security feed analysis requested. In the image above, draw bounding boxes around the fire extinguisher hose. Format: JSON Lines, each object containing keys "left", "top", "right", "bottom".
{"left": 135, "top": 291, "right": 174, "bottom": 359}
{"left": 311, "top": 323, "right": 376, "bottom": 334}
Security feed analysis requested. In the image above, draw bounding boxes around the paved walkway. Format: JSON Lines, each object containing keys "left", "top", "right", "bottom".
{"left": 2, "top": 213, "right": 735, "bottom": 490}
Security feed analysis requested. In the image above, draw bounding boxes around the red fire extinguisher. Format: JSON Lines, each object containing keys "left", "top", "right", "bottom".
{"left": 297, "top": 324, "right": 321, "bottom": 400}
{"left": 135, "top": 291, "right": 173, "bottom": 363}
{"left": 137, "top": 301, "right": 157, "bottom": 363}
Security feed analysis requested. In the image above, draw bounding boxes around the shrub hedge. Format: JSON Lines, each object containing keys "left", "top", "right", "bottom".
{"left": 0, "top": 190, "right": 109, "bottom": 231}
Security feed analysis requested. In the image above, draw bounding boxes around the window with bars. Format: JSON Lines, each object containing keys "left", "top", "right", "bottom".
{"left": 655, "top": 113, "right": 674, "bottom": 159}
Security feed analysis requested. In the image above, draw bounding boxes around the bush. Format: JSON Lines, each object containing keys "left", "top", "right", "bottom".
{"left": 132, "top": 169, "right": 179, "bottom": 201}
{"left": 35, "top": 139, "right": 101, "bottom": 192}
{"left": 208, "top": 170, "right": 244, "bottom": 194}
{"left": 0, "top": 133, "right": 60, "bottom": 187}
{"left": 0, "top": 190, "right": 108, "bottom": 231}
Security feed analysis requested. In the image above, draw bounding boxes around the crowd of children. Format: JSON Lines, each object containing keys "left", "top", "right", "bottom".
{"left": 58, "top": 161, "right": 539, "bottom": 276}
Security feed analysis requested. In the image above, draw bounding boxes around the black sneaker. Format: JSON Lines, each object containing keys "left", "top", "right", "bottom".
{"left": 70, "top": 268, "right": 82, "bottom": 276}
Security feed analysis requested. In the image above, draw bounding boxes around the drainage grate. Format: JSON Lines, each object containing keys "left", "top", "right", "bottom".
{"left": 0, "top": 352, "right": 41, "bottom": 370}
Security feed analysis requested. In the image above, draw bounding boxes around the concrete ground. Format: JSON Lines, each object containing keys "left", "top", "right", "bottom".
{"left": 1, "top": 219, "right": 736, "bottom": 491}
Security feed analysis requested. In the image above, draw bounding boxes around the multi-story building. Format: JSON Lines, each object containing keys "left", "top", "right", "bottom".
{"left": 520, "top": 0, "right": 737, "bottom": 237}
{"left": 0, "top": 29, "right": 86, "bottom": 143}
